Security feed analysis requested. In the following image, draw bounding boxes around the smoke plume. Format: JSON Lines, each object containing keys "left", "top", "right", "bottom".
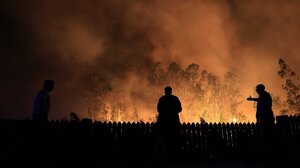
{"left": 1, "top": 0, "right": 300, "bottom": 122}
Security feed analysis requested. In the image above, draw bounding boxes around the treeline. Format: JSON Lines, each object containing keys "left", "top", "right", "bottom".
{"left": 83, "top": 61, "right": 246, "bottom": 123}
{"left": 147, "top": 62, "right": 246, "bottom": 123}
{"left": 82, "top": 58, "right": 300, "bottom": 123}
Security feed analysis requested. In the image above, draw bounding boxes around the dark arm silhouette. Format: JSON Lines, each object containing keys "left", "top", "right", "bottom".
{"left": 247, "top": 96, "right": 258, "bottom": 101}
{"left": 176, "top": 98, "right": 182, "bottom": 113}
{"left": 157, "top": 99, "right": 162, "bottom": 114}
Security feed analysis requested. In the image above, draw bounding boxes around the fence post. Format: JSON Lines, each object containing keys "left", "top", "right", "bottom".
{"left": 276, "top": 115, "right": 297, "bottom": 157}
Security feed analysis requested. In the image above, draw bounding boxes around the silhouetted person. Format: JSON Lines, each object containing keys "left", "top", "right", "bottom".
{"left": 32, "top": 80, "right": 55, "bottom": 122}
{"left": 247, "top": 84, "right": 274, "bottom": 148}
{"left": 156, "top": 86, "right": 182, "bottom": 157}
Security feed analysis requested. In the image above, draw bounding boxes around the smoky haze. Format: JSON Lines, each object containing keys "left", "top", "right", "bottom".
{"left": 1, "top": 0, "right": 300, "bottom": 122}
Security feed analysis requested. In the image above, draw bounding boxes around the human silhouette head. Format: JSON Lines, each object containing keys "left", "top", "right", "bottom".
{"left": 44, "top": 80, "right": 55, "bottom": 92}
{"left": 164, "top": 86, "right": 172, "bottom": 95}
{"left": 256, "top": 84, "right": 265, "bottom": 94}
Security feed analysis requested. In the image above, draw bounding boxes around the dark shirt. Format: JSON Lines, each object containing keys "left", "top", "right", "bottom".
{"left": 256, "top": 91, "right": 274, "bottom": 120}
{"left": 32, "top": 89, "right": 50, "bottom": 121}
{"left": 157, "top": 94, "right": 182, "bottom": 124}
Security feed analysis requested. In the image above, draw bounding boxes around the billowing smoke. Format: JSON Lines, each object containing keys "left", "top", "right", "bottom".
{"left": 1, "top": 0, "right": 300, "bottom": 122}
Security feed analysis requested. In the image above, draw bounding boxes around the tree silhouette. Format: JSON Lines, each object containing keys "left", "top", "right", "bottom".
{"left": 83, "top": 61, "right": 247, "bottom": 123}
{"left": 278, "top": 58, "right": 300, "bottom": 115}
{"left": 149, "top": 62, "right": 246, "bottom": 123}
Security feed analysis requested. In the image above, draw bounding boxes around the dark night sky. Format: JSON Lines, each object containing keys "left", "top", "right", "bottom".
{"left": 1, "top": 0, "right": 300, "bottom": 122}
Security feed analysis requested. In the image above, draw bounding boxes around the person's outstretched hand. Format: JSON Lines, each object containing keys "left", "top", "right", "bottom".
{"left": 247, "top": 96, "right": 253, "bottom": 101}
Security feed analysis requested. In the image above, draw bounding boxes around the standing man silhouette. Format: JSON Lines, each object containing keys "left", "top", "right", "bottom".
{"left": 156, "top": 86, "right": 182, "bottom": 156}
{"left": 247, "top": 84, "right": 274, "bottom": 148}
{"left": 32, "top": 80, "right": 55, "bottom": 122}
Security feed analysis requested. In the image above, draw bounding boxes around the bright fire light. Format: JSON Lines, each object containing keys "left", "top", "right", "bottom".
{"left": 232, "top": 117, "right": 237, "bottom": 123}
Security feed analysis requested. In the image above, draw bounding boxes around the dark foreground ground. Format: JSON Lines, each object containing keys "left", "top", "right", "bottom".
{"left": 1, "top": 117, "right": 299, "bottom": 168}
{"left": 2, "top": 154, "right": 299, "bottom": 168}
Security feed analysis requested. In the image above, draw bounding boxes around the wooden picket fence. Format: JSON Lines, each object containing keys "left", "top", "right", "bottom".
{"left": 0, "top": 115, "right": 299, "bottom": 159}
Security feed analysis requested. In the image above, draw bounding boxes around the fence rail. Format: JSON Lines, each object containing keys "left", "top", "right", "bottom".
{"left": 0, "top": 115, "right": 299, "bottom": 159}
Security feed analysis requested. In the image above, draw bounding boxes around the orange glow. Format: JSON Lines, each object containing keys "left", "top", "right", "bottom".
{"left": 5, "top": 0, "right": 299, "bottom": 122}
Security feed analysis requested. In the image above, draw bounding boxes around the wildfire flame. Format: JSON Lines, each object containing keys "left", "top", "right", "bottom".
{"left": 86, "top": 63, "right": 249, "bottom": 123}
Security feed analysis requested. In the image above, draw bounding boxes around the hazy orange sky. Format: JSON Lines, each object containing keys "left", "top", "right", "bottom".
{"left": 1, "top": 0, "right": 300, "bottom": 122}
